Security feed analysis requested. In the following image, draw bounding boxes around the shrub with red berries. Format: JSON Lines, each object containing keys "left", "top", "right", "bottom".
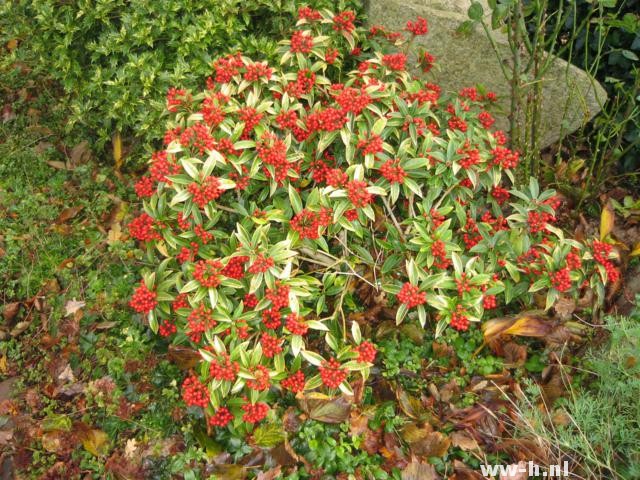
{"left": 129, "top": 10, "right": 609, "bottom": 433}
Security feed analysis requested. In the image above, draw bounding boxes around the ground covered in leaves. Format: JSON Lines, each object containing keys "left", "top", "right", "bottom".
{"left": 1, "top": 27, "right": 640, "bottom": 480}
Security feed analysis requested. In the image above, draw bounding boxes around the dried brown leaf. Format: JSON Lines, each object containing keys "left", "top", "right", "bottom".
{"left": 296, "top": 392, "right": 351, "bottom": 424}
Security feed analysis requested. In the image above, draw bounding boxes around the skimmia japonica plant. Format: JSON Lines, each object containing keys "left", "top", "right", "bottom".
{"left": 128, "top": 8, "right": 616, "bottom": 432}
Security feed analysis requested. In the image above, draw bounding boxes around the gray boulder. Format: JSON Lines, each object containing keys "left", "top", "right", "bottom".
{"left": 366, "top": 0, "right": 607, "bottom": 149}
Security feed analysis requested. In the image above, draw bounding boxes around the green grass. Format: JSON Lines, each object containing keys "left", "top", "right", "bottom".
{"left": 513, "top": 302, "right": 640, "bottom": 479}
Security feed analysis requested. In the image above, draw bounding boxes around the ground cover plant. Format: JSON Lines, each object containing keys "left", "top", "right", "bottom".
{"left": 129, "top": 3, "right": 617, "bottom": 460}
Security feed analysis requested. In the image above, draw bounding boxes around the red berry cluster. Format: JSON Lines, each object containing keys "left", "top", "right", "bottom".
{"left": 182, "top": 375, "right": 209, "bottom": 408}
{"left": 287, "top": 69, "right": 316, "bottom": 98}
{"left": 306, "top": 107, "right": 347, "bottom": 132}
{"left": 406, "top": 16, "right": 428, "bottom": 35}
{"left": 201, "top": 97, "right": 225, "bottom": 126}
{"left": 211, "top": 54, "right": 243, "bottom": 83}
{"left": 180, "top": 122, "right": 216, "bottom": 155}
{"left": 458, "top": 145, "right": 480, "bottom": 169}
{"left": 290, "top": 209, "right": 327, "bottom": 240}
{"left": 260, "top": 332, "right": 283, "bottom": 358}
{"left": 462, "top": 216, "right": 482, "bottom": 250}
{"left": 134, "top": 176, "right": 155, "bottom": 198}
{"left": 129, "top": 281, "right": 157, "bottom": 313}
{"left": 187, "top": 304, "right": 216, "bottom": 343}
{"left": 450, "top": 305, "right": 470, "bottom": 331}
{"left": 482, "top": 294, "right": 498, "bottom": 310}
{"left": 265, "top": 283, "right": 290, "bottom": 310}
{"left": 326, "top": 168, "right": 348, "bottom": 188}
{"left": 397, "top": 282, "right": 426, "bottom": 308}
{"left": 326, "top": 48, "right": 340, "bottom": 64}
{"left": 456, "top": 273, "right": 472, "bottom": 296}
{"left": 382, "top": 53, "right": 407, "bottom": 71}
{"left": 551, "top": 268, "right": 572, "bottom": 292}
{"left": 193, "top": 259, "right": 224, "bottom": 288}
{"left": 209, "top": 407, "right": 234, "bottom": 427}
{"left": 431, "top": 240, "right": 451, "bottom": 269}
{"left": 247, "top": 365, "right": 271, "bottom": 391}
{"left": 172, "top": 293, "right": 189, "bottom": 312}
{"left": 257, "top": 133, "right": 290, "bottom": 183}
{"left": 281, "top": 370, "right": 305, "bottom": 393}
{"left": 332, "top": 10, "right": 356, "bottom": 33}
{"left": 248, "top": 253, "right": 274, "bottom": 274}
{"left": 166, "top": 87, "right": 188, "bottom": 112}
{"left": 478, "top": 111, "right": 495, "bottom": 129}
{"left": 357, "top": 133, "right": 383, "bottom": 155}
{"left": 592, "top": 241, "right": 619, "bottom": 283}
{"left": 448, "top": 116, "right": 468, "bottom": 132}
{"left": 149, "top": 151, "right": 181, "bottom": 183}
{"left": 319, "top": 358, "right": 347, "bottom": 389}
{"left": 188, "top": 177, "right": 223, "bottom": 208}
{"left": 491, "top": 186, "right": 510, "bottom": 205}
{"left": 419, "top": 51, "right": 436, "bottom": 73}
{"left": 285, "top": 313, "right": 309, "bottom": 336}
{"left": 345, "top": 209, "right": 359, "bottom": 221}
{"left": 129, "top": 213, "right": 161, "bottom": 242}
{"left": 262, "top": 308, "right": 282, "bottom": 329}
{"left": 244, "top": 62, "right": 273, "bottom": 82}
{"left": 243, "top": 293, "right": 258, "bottom": 309}
{"left": 346, "top": 180, "right": 373, "bottom": 208}
{"left": 527, "top": 211, "right": 547, "bottom": 234}
{"left": 491, "top": 146, "right": 520, "bottom": 169}
{"left": 221, "top": 256, "right": 248, "bottom": 279}
{"left": 335, "top": 87, "right": 371, "bottom": 114}
{"left": 158, "top": 319, "right": 177, "bottom": 337}
{"left": 298, "top": 6, "right": 322, "bottom": 21}
{"left": 566, "top": 251, "right": 582, "bottom": 270}
{"left": 241, "top": 402, "right": 269, "bottom": 423}
{"left": 210, "top": 354, "right": 240, "bottom": 381}
{"left": 290, "top": 30, "right": 313, "bottom": 53}
{"left": 380, "top": 159, "right": 406, "bottom": 184}
{"left": 238, "top": 107, "right": 264, "bottom": 139}
{"left": 355, "top": 341, "right": 377, "bottom": 363}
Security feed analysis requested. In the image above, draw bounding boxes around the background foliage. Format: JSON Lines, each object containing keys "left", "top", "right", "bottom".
{"left": 0, "top": 0, "right": 361, "bottom": 159}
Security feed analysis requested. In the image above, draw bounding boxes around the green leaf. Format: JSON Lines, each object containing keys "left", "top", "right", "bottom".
{"left": 468, "top": 2, "right": 484, "bottom": 21}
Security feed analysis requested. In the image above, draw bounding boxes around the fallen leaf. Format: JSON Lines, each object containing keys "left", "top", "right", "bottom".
{"left": 168, "top": 345, "right": 201, "bottom": 370}
{"left": 600, "top": 200, "right": 614, "bottom": 241}
{"left": 405, "top": 429, "right": 450, "bottom": 458}
{"left": 41, "top": 413, "right": 72, "bottom": 432}
{"left": 554, "top": 296, "right": 576, "bottom": 320}
{"left": 64, "top": 298, "right": 86, "bottom": 317}
{"left": 6, "top": 39, "right": 18, "bottom": 51}
{"left": 3, "top": 302, "right": 20, "bottom": 323}
{"left": 208, "top": 464, "right": 247, "bottom": 480}
{"left": 502, "top": 342, "right": 527, "bottom": 366}
{"left": 256, "top": 466, "right": 282, "bottom": 480}
{"left": 107, "top": 222, "right": 122, "bottom": 245}
{"left": 69, "top": 141, "right": 92, "bottom": 167}
{"left": 55, "top": 206, "right": 84, "bottom": 224}
{"left": 46, "top": 160, "right": 71, "bottom": 170}
{"left": 57, "top": 364, "right": 76, "bottom": 384}
{"left": 113, "top": 132, "right": 123, "bottom": 171}
{"left": 0, "top": 429, "right": 13, "bottom": 447}
{"left": 296, "top": 392, "right": 351, "bottom": 424}
{"left": 450, "top": 431, "right": 479, "bottom": 451}
{"left": 396, "top": 389, "right": 431, "bottom": 422}
{"left": 80, "top": 429, "right": 110, "bottom": 457}
{"left": 252, "top": 423, "right": 285, "bottom": 448}
{"left": 124, "top": 438, "right": 138, "bottom": 459}
{"left": 401, "top": 457, "right": 438, "bottom": 480}
{"left": 483, "top": 313, "right": 553, "bottom": 344}
{"left": 41, "top": 431, "right": 66, "bottom": 453}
